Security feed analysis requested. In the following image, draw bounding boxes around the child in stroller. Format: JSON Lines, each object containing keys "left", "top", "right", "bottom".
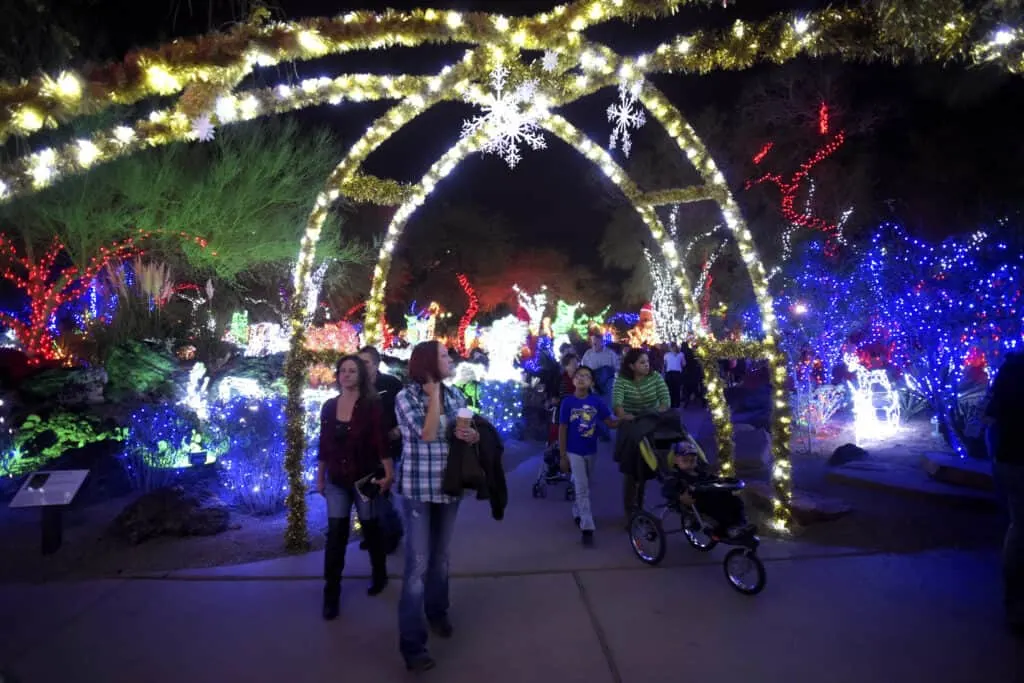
{"left": 627, "top": 429, "right": 766, "bottom": 594}
{"left": 663, "top": 440, "right": 754, "bottom": 540}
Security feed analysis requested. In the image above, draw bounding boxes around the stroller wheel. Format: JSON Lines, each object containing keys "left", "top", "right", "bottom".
{"left": 565, "top": 486, "right": 575, "bottom": 502}
{"left": 532, "top": 483, "right": 546, "bottom": 499}
{"left": 628, "top": 511, "right": 666, "bottom": 566}
{"left": 683, "top": 524, "right": 718, "bottom": 552}
{"left": 723, "top": 548, "right": 767, "bottom": 595}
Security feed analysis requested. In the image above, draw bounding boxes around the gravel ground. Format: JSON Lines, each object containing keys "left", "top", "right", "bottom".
{"left": 0, "top": 440, "right": 543, "bottom": 584}
{"left": 0, "top": 492, "right": 331, "bottom": 583}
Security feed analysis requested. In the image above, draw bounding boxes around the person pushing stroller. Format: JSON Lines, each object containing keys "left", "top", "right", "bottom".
{"left": 663, "top": 441, "right": 754, "bottom": 540}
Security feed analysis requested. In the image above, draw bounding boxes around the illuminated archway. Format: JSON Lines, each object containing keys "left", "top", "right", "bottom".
{"left": 1, "top": 1, "right": 1018, "bottom": 550}
{"left": 285, "top": 49, "right": 791, "bottom": 551}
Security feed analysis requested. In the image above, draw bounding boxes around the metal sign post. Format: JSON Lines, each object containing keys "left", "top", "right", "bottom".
{"left": 9, "top": 470, "right": 90, "bottom": 555}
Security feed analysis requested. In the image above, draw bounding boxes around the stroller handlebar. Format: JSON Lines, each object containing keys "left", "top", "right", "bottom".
{"left": 691, "top": 478, "right": 745, "bottom": 493}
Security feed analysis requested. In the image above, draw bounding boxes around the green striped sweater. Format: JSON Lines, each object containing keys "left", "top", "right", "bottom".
{"left": 612, "top": 373, "right": 671, "bottom": 415}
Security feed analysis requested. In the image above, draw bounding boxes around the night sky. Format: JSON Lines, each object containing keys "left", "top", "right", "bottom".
{"left": 9, "top": 0, "right": 1024, "bottom": 270}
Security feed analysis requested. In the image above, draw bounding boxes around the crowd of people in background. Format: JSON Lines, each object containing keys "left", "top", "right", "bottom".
{"left": 310, "top": 332, "right": 1024, "bottom": 674}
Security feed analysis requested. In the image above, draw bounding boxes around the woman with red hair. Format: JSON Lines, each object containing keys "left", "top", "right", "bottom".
{"left": 394, "top": 340, "right": 479, "bottom": 672}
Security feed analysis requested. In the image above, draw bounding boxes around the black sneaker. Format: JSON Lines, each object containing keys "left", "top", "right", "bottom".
{"left": 406, "top": 655, "right": 436, "bottom": 673}
{"left": 582, "top": 530, "right": 594, "bottom": 547}
{"left": 429, "top": 617, "right": 453, "bottom": 639}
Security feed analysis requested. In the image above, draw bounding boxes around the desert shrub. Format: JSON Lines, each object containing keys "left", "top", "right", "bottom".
{"left": 120, "top": 403, "right": 213, "bottom": 491}
{"left": 209, "top": 396, "right": 290, "bottom": 515}
{"left": 2, "top": 412, "right": 126, "bottom": 478}
{"left": 105, "top": 341, "right": 178, "bottom": 400}
{"left": 208, "top": 394, "right": 323, "bottom": 515}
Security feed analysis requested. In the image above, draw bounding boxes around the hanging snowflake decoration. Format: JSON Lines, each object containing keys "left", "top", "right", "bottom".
{"left": 191, "top": 115, "right": 216, "bottom": 142}
{"left": 607, "top": 79, "right": 646, "bottom": 157}
{"left": 461, "top": 65, "right": 546, "bottom": 169}
{"left": 541, "top": 50, "right": 559, "bottom": 73}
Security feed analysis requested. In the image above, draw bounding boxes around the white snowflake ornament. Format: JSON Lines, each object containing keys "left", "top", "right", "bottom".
{"left": 607, "top": 80, "right": 646, "bottom": 157}
{"left": 541, "top": 50, "right": 559, "bottom": 72}
{"left": 461, "top": 65, "right": 547, "bottom": 169}
{"left": 191, "top": 115, "right": 216, "bottom": 142}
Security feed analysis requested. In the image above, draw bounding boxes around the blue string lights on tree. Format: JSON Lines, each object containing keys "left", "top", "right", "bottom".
{"left": 479, "top": 379, "right": 524, "bottom": 438}
{"left": 862, "top": 223, "right": 1024, "bottom": 456}
{"left": 121, "top": 403, "right": 208, "bottom": 490}
{"left": 207, "top": 394, "right": 324, "bottom": 515}
{"left": 773, "top": 238, "right": 869, "bottom": 383}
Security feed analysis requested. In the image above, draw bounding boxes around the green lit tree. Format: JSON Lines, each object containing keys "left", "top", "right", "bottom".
{"left": 0, "top": 117, "right": 366, "bottom": 292}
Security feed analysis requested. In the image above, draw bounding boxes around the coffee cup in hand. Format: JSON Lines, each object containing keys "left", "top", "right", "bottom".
{"left": 456, "top": 407, "right": 474, "bottom": 431}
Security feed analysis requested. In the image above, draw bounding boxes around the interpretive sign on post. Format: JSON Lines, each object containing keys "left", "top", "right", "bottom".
{"left": 9, "top": 470, "right": 90, "bottom": 555}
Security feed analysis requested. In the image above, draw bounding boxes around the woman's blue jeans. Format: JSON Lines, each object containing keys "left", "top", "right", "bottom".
{"left": 397, "top": 496, "right": 461, "bottom": 661}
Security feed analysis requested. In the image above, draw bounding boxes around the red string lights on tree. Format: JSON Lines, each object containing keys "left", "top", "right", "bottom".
{"left": 455, "top": 272, "right": 479, "bottom": 357}
{"left": 746, "top": 102, "right": 847, "bottom": 256}
{"left": 0, "top": 234, "right": 140, "bottom": 363}
{"left": 0, "top": 228, "right": 214, "bottom": 364}
{"left": 344, "top": 301, "right": 365, "bottom": 321}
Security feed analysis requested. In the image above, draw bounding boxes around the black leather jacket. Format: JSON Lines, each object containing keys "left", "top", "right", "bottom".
{"left": 442, "top": 415, "right": 509, "bottom": 520}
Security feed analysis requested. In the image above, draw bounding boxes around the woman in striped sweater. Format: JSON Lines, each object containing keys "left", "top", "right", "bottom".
{"left": 612, "top": 348, "right": 671, "bottom": 421}
{"left": 612, "top": 348, "right": 671, "bottom": 523}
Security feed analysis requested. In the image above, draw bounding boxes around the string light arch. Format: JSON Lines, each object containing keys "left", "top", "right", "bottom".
{"left": 1, "top": 1, "right": 1019, "bottom": 549}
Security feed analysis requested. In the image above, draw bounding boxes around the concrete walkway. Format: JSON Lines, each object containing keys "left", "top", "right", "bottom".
{"left": 1, "top": 439, "right": 1020, "bottom": 683}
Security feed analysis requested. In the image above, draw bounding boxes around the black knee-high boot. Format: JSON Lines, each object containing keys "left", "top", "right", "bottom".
{"left": 323, "top": 517, "right": 350, "bottom": 620}
{"left": 361, "top": 519, "right": 389, "bottom": 596}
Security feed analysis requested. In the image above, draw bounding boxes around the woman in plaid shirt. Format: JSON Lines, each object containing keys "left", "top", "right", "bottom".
{"left": 395, "top": 340, "right": 479, "bottom": 673}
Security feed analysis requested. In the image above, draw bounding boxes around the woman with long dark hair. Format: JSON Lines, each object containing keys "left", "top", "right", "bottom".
{"left": 315, "top": 354, "right": 394, "bottom": 620}
{"left": 612, "top": 347, "right": 671, "bottom": 525}
{"left": 394, "top": 340, "right": 479, "bottom": 672}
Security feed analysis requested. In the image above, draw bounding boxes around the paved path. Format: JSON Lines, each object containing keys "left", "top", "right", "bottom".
{"left": 1, "top": 438, "right": 1020, "bottom": 683}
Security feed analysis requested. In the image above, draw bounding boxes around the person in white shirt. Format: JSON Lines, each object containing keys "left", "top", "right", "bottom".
{"left": 662, "top": 342, "right": 686, "bottom": 409}
{"left": 581, "top": 333, "right": 618, "bottom": 440}
{"left": 581, "top": 333, "right": 618, "bottom": 392}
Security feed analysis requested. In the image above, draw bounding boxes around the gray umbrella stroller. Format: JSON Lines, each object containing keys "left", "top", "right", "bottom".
{"left": 531, "top": 403, "right": 575, "bottom": 501}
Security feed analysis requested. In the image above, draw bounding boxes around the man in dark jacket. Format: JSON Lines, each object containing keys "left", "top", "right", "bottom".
{"left": 986, "top": 351, "right": 1024, "bottom": 634}
{"left": 359, "top": 346, "right": 405, "bottom": 552}
{"left": 360, "top": 346, "right": 404, "bottom": 462}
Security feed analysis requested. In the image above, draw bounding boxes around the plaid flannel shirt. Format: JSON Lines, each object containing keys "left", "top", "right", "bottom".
{"left": 395, "top": 382, "right": 467, "bottom": 503}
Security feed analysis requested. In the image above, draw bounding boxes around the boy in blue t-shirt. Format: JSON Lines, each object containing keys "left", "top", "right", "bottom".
{"left": 559, "top": 365, "right": 617, "bottom": 546}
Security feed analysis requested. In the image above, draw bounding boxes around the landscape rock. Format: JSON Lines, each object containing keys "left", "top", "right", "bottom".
{"left": 49, "top": 439, "right": 133, "bottom": 504}
{"left": 110, "top": 486, "right": 231, "bottom": 544}
{"left": 733, "top": 424, "right": 771, "bottom": 470}
{"left": 21, "top": 367, "right": 108, "bottom": 407}
{"left": 745, "top": 481, "right": 853, "bottom": 525}
{"left": 921, "top": 452, "right": 994, "bottom": 491}
{"left": 829, "top": 443, "right": 869, "bottom": 467}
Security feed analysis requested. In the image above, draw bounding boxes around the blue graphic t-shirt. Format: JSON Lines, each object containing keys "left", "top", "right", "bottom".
{"left": 559, "top": 393, "right": 612, "bottom": 456}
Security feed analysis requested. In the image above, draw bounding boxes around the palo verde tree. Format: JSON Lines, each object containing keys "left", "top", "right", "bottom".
{"left": 0, "top": 117, "right": 366, "bottom": 360}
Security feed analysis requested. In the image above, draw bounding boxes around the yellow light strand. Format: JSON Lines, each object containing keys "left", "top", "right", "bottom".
{"left": 1, "top": 2, "right": 1021, "bottom": 143}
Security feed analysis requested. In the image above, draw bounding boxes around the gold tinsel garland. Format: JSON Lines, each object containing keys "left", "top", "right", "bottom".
{"left": 1, "top": 1, "right": 1021, "bottom": 144}
{"left": 637, "top": 186, "right": 719, "bottom": 207}
{"left": 4, "top": 5, "right": 1022, "bottom": 200}
{"left": 282, "top": 325, "right": 313, "bottom": 552}
{"left": 0, "top": 0, "right": 713, "bottom": 143}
